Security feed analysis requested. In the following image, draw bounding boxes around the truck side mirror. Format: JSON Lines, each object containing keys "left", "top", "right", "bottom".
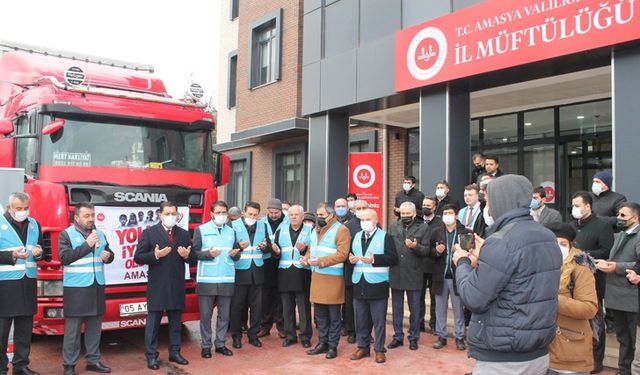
{"left": 42, "top": 118, "right": 65, "bottom": 135}
{"left": 0, "top": 119, "right": 13, "bottom": 134}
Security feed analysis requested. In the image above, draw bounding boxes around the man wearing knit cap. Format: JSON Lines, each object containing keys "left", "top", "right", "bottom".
{"left": 258, "top": 198, "right": 288, "bottom": 338}
{"left": 592, "top": 171, "right": 627, "bottom": 230}
{"left": 452, "top": 175, "right": 562, "bottom": 375}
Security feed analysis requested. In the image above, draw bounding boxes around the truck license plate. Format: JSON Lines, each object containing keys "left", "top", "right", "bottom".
{"left": 119, "top": 302, "right": 147, "bottom": 317}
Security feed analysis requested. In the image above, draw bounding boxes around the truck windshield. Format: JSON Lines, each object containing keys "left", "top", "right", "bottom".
{"left": 40, "top": 118, "right": 212, "bottom": 172}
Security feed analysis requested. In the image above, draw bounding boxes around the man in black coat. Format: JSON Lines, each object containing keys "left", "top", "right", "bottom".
{"left": 134, "top": 201, "right": 195, "bottom": 370}
{"left": 591, "top": 171, "right": 627, "bottom": 230}
{"left": 0, "top": 192, "right": 43, "bottom": 375}
{"left": 419, "top": 196, "right": 443, "bottom": 333}
{"left": 59, "top": 202, "right": 114, "bottom": 375}
{"left": 388, "top": 202, "right": 430, "bottom": 351}
{"left": 434, "top": 180, "right": 460, "bottom": 218}
{"left": 394, "top": 176, "right": 424, "bottom": 219}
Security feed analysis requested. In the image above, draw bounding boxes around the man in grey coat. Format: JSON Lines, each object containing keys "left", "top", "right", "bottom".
{"left": 530, "top": 186, "right": 562, "bottom": 227}
{"left": 387, "top": 202, "right": 430, "bottom": 351}
{"left": 596, "top": 202, "right": 640, "bottom": 375}
{"left": 453, "top": 175, "right": 562, "bottom": 375}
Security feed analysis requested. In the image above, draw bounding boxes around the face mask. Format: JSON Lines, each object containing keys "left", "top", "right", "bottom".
{"left": 163, "top": 215, "right": 177, "bottom": 228}
{"left": 571, "top": 206, "right": 584, "bottom": 220}
{"left": 360, "top": 220, "right": 375, "bottom": 233}
{"left": 401, "top": 216, "right": 413, "bottom": 225}
{"left": 442, "top": 214, "right": 455, "bottom": 226}
{"left": 214, "top": 214, "right": 227, "bottom": 226}
{"left": 530, "top": 198, "right": 540, "bottom": 210}
{"left": 355, "top": 210, "right": 364, "bottom": 219}
{"left": 592, "top": 182, "right": 604, "bottom": 196}
{"left": 435, "top": 188, "right": 446, "bottom": 199}
{"left": 402, "top": 183, "right": 412, "bottom": 192}
{"left": 347, "top": 201, "right": 355, "bottom": 209}
{"left": 335, "top": 207, "right": 348, "bottom": 217}
{"left": 316, "top": 217, "right": 327, "bottom": 227}
{"left": 422, "top": 207, "right": 433, "bottom": 216}
{"left": 617, "top": 218, "right": 632, "bottom": 231}
{"left": 483, "top": 206, "right": 495, "bottom": 226}
{"left": 244, "top": 217, "right": 256, "bottom": 226}
{"left": 13, "top": 209, "right": 29, "bottom": 222}
{"left": 559, "top": 245, "right": 570, "bottom": 260}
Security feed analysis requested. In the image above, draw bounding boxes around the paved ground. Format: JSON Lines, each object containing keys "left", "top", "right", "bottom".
{"left": 23, "top": 321, "right": 617, "bottom": 375}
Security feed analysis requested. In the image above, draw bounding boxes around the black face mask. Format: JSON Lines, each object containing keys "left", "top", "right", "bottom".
{"left": 401, "top": 217, "right": 413, "bottom": 225}
{"left": 316, "top": 217, "right": 327, "bottom": 228}
{"left": 617, "top": 218, "right": 632, "bottom": 230}
{"left": 422, "top": 208, "right": 433, "bottom": 216}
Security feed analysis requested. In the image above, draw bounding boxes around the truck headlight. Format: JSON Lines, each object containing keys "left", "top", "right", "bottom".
{"left": 37, "top": 280, "right": 63, "bottom": 297}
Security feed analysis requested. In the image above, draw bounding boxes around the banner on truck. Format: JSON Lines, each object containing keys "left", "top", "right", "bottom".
{"left": 94, "top": 206, "right": 190, "bottom": 285}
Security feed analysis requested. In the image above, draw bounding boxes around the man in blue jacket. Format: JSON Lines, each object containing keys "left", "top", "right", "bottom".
{"left": 453, "top": 174, "right": 562, "bottom": 375}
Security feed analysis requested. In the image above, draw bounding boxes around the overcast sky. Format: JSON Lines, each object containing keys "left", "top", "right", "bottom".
{"left": 0, "top": 0, "right": 220, "bottom": 104}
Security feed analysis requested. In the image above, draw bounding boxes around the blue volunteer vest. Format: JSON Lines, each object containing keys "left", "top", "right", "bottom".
{"left": 0, "top": 215, "right": 39, "bottom": 280}
{"left": 260, "top": 215, "right": 290, "bottom": 260}
{"left": 309, "top": 222, "right": 344, "bottom": 276}
{"left": 278, "top": 223, "right": 312, "bottom": 269}
{"left": 63, "top": 226, "right": 107, "bottom": 287}
{"left": 197, "top": 221, "right": 236, "bottom": 284}
{"left": 351, "top": 229, "right": 389, "bottom": 284}
{"left": 232, "top": 218, "right": 266, "bottom": 270}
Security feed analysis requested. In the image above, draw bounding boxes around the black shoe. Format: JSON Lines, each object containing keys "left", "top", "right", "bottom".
{"left": 248, "top": 337, "right": 262, "bottom": 348}
{"left": 347, "top": 335, "right": 356, "bottom": 344}
{"left": 168, "top": 354, "right": 189, "bottom": 365}
{"left": 86, "top": 362, "right": 111, "bottom": 373}
{"left": 146, "top": 358, "right": 159, "bottom": 371}
{"left": 232, "top": 336, "right": 242, "bottom": 349}
{"left": 12, "top": 367, "right": 39, "bottom": 375}
{"left": 307, "top": 343, "right": 329, "bottom": 355}
{"left": 215, "top": 346, "right": 233, "bottom": 356}
{"left": 455, "top": 338, "right": 466, "bottom": 351}
{"left": 325, "top": 347, "right": 337, "bottom": 359}
{"left": 387, "top": 339, "right": 403, "bottom": 349}
{"left": 201, "top": 348, "right": 212, "bottom": 358}
{"left": 63, "top": 366, "right": 76, "bottom": 375}
{"left": 409, "top": 340, "right": 418, "bottom": 350}
{"left": 283, "top": 338, "right": 298, "bottom": 347}
{"left": 591, "top": 364, "right": 603, "bottom": 374}
{"left": 433, "top": 337, "right": 447, "bottom": 349}
{"left": 301, "top": 340, "right": 312, "bottom": 348}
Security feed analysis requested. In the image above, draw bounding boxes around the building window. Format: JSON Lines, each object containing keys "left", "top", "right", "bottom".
{"left": 228, "top": 52, "right": 237, "bottom": 108}
{"left": 226, "top": 152, "right": 251, "bottom": 209}
{"left": 349, "top": 130, "right": 377, "bottom": 152}
{"left": 249, "top": 9, "right": 282, "bottom": 88}
{"left": 230, "top": 0, "right": 239, "bottom": 20}
{"left": 273, "top": 144, "right": 306, "bottom": 206}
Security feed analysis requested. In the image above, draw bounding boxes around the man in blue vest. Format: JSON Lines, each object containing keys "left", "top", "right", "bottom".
{"left": 348, "top": 209, "right": 397, "bottom": 364}
{"left": 271, "top": 205, "right": 312, "bottom": 348}
{"left": 58, "top": 202, "right": 114, "bottom": 375}
{"left": 258, "top": 198, "right": 288, "bottom": 339}
{"left": 229, "top": 201, "right": 271, "bottom": 349}
{"left": 302, "top": 202, "right": 351, "bottom": 359}
{"left": 193, "top": 201, "right": 241, "bottom": 359}
{"left": 0, "top": 192, "right": 43, "bottom": 375}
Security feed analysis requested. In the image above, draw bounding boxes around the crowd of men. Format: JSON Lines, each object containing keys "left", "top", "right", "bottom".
{"left": 1, "top": 152, "right": 639, "bottom": 375}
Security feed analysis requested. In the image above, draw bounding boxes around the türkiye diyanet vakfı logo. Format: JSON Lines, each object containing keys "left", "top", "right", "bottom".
{"left": 353, "top": 164, "right": 376, "bottom": 189}
{"left": 407, "top": 26, "right": 448, "bottom": 81}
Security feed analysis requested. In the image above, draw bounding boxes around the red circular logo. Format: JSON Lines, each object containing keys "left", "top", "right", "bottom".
{"left": 414, "top": 38, "right": 440, "bottom": 70}
{"left": 544, "top": 186, "right": 555, "bottom": 203}
{"left": 97, "top": 213, "right": 105, "bottom": 221}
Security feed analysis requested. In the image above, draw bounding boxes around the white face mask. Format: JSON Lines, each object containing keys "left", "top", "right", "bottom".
{"left": 402, "top": 183, "right": 412, "bottom": 192}
{"left": 483, "top": 206, "right": 495, "bottom": 226}
{"left": 214, "top": 214, "right": 227, "bottom": 226}
{"left": 347, "top": 201, "right": 355, "bottom": 209}
{"left": 559, "top": 245, "right": 570, "bottom": 261}
{"left": 442, "top": 214, "right": 456, "bottom": 226}
{"left": 592, "top": 182, "right": 604, "bottom": 196}
{"left": 360, "top": 220, "right": 375, "bottom": 233}
{"left": 162, "top": 214, "right": 177, "bottom": 228}
{"left": 355, "top": 210, "right": 364, "bottom": 219}
{"left": 436, "top": 188, "right": 446, "bottom": 199}
{"left": 244, "top": 217, "right": 257, "bottom": 226}
{"left": 571, "top": 206, "right": 584, "bottom": 220}
{"left": 13, "top": 209, "right": 29, "bottom": 222}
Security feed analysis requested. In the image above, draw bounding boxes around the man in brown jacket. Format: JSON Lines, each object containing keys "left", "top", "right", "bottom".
{"left": 301, "top": 202, "right": 350, "bottom": 359}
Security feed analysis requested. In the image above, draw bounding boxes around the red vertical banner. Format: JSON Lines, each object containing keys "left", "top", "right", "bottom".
{"left": 348, "top": 152, "right": 384, "bottom": 228}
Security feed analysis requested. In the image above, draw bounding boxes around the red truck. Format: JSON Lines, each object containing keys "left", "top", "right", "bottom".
{"left": 0, "top": 41, "right": 229, "bottom": 334}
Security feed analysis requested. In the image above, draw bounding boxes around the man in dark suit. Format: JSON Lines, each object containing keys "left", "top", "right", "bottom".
{"left": 457, "top": 184, "right": 486, "bottom": 239}
{"left": 134, "top": 201, "right": 195, "bottom": 370}
{"left": 419, "top": 196, "right": 443, "bottom": 333}
{"left": 434, "top": 180, "right": 460, "bottom": 218}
